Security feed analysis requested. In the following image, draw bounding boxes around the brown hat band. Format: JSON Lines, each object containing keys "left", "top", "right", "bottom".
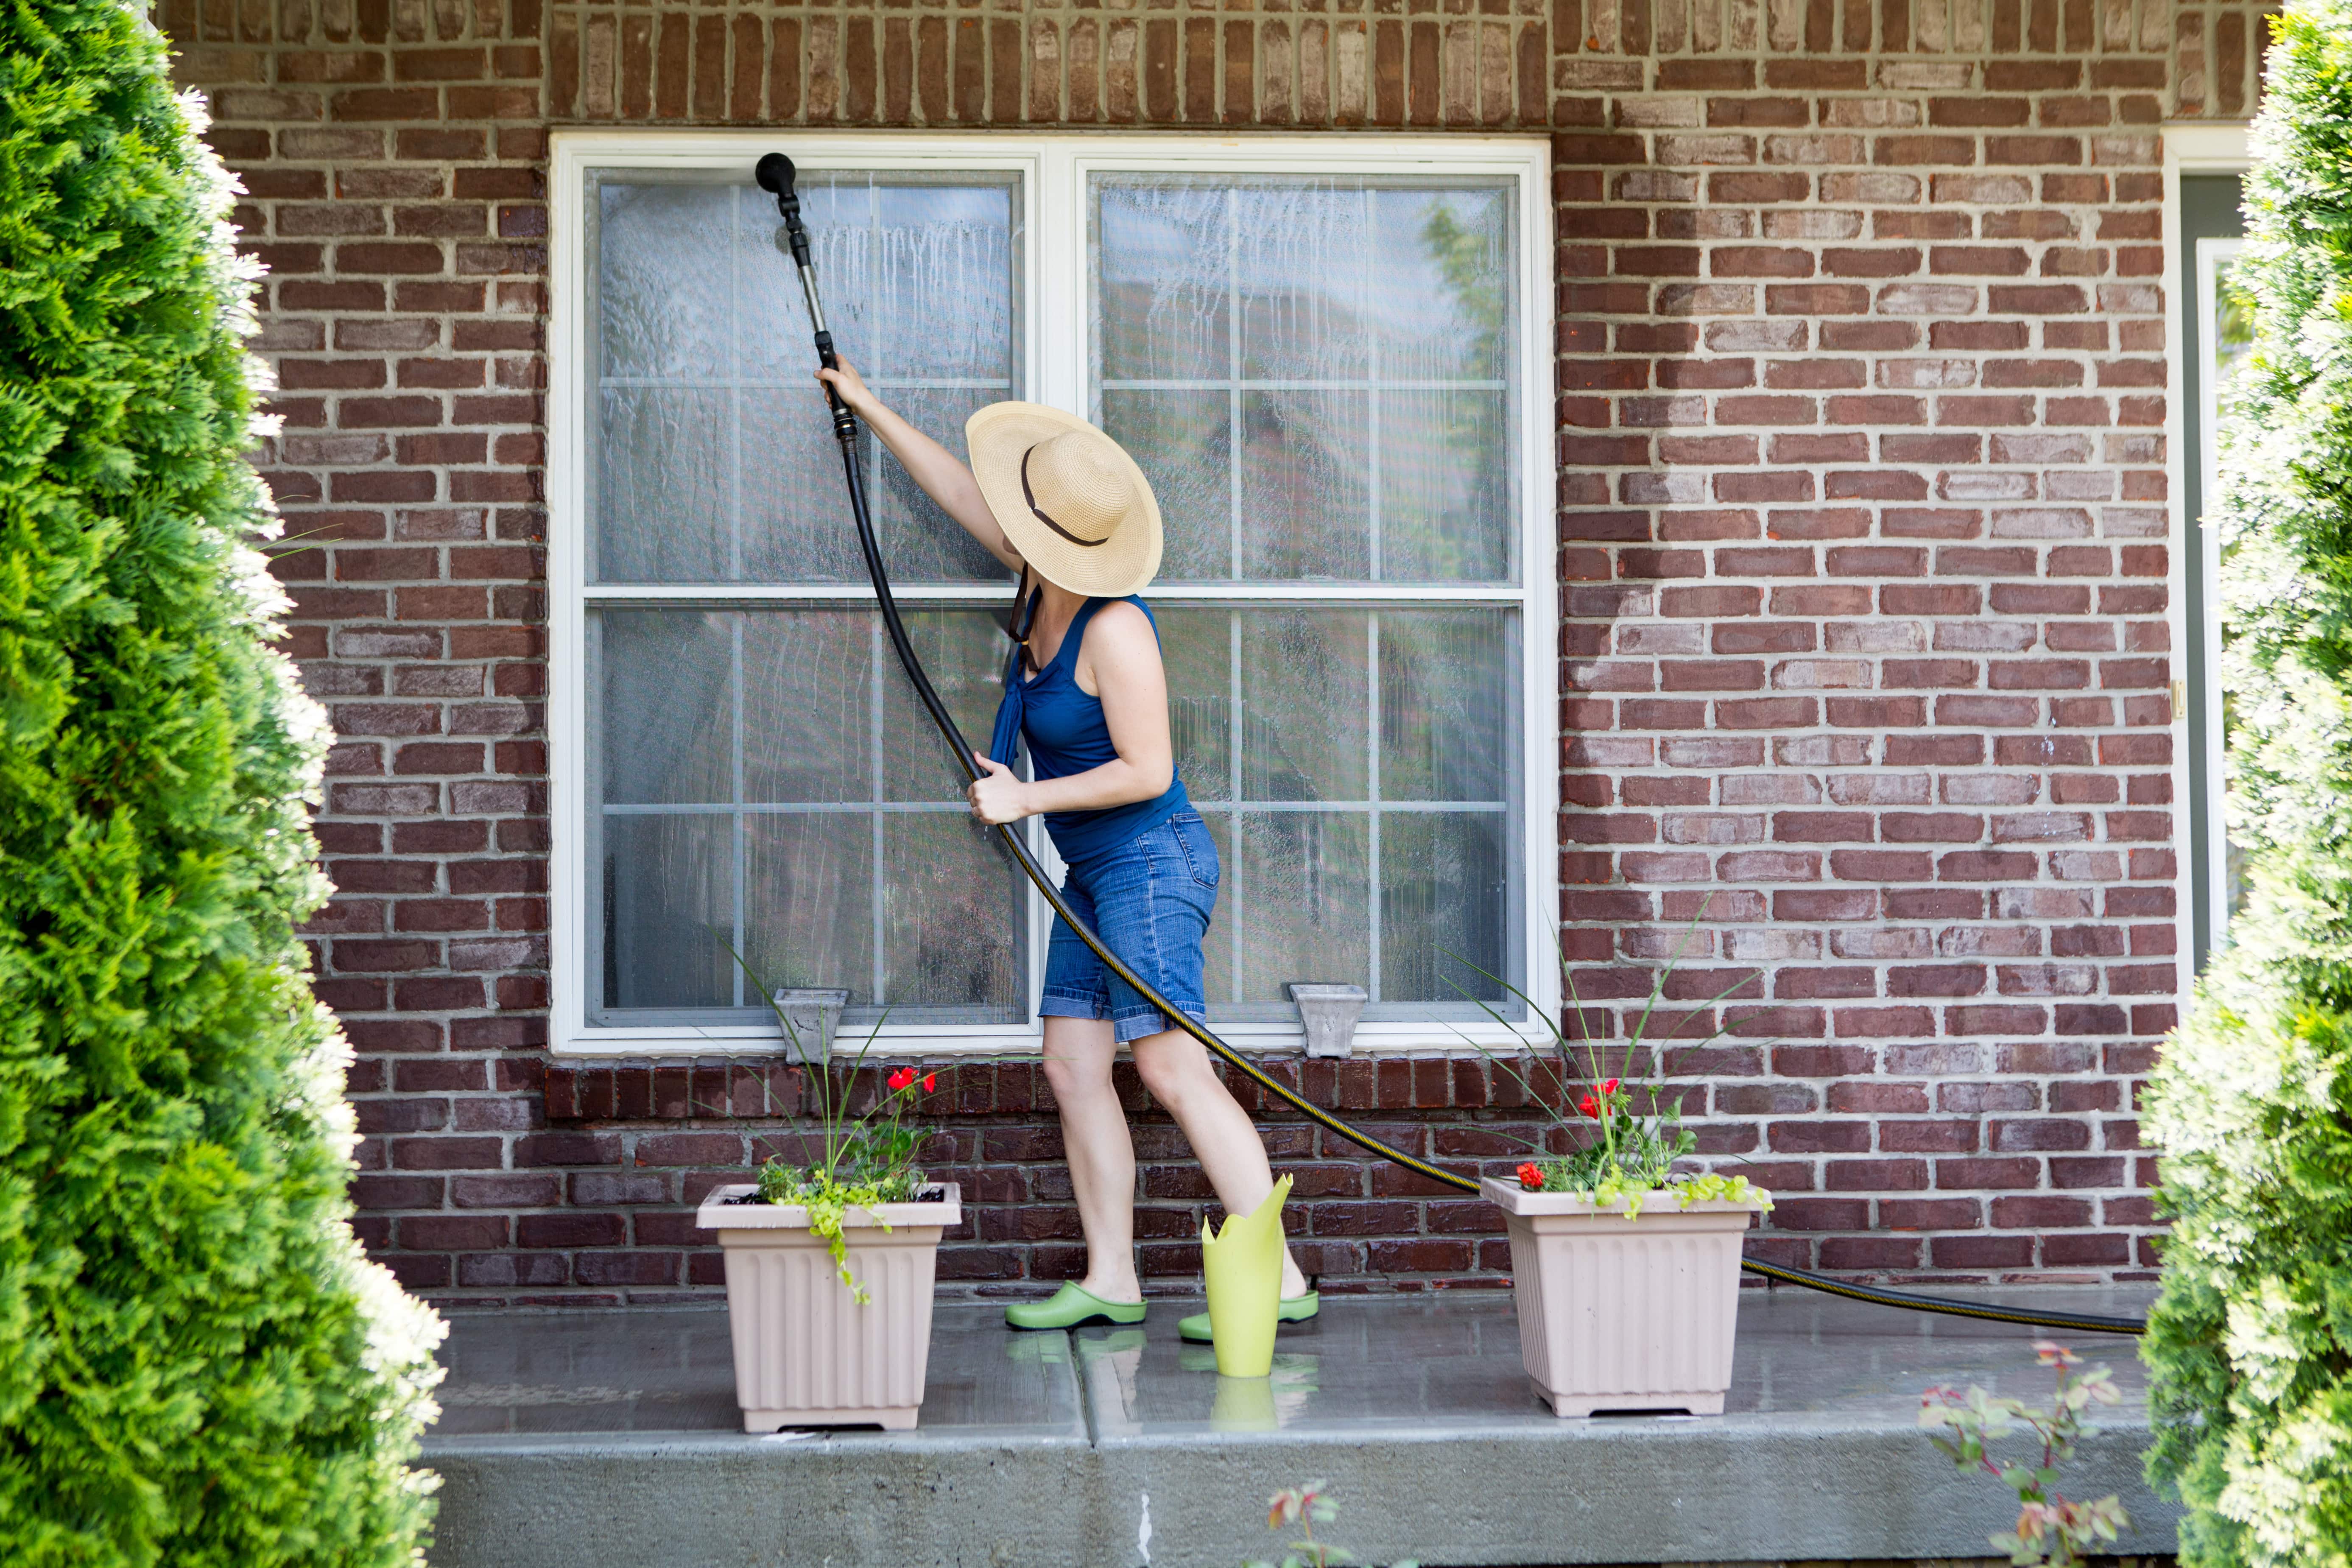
{"left": 1020, "top": 444, "right": 1110, "bottom": 549}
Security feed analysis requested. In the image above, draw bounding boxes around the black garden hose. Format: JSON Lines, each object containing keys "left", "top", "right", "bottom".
{"left": 753, "top": 152, "right": 2147, "bottom": 1341}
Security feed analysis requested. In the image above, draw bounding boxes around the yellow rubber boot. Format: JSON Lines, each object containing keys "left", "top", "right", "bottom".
{"left": 1198, "top": 1174, "right": 1291, "bottom": 1378}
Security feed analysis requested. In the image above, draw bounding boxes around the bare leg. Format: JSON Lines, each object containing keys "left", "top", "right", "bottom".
{"left": 1131, "top": 1027, "right": 1311, "bottom": 1298}
{"left": 1040, "top": 1015, "right": 1142, "bottom": 1303}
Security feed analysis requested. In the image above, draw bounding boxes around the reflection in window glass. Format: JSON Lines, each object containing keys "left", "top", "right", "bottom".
{"left": 2203, "top": 242, "right": 2253, "bottom": 935}
{"left": 589, "top": 173, "right": 1020, "bottom": 586}
{"left": 589, "top": 608, "right": 1025, "bottom": 1024}
{"left": 584, "top": 169, "right": 1026, "bottom": 1026}
{"left": 1093, "top": 177, "right": 1517, "bottom": 587}
{"left": 1096, "top": 173, "right": 1523, "bottom": 1020}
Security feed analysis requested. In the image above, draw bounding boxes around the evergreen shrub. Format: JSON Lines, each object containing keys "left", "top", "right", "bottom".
{"left": 0, "top": 2, "right": 441, "bottom": 1562}
{"left": 2143, "top": 0, "right": 2352, "bottom": 1562}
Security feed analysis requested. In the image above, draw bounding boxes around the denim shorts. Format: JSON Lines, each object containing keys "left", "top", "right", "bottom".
{"left": 1039, "top": 810, "right": 1219, "bottom": 1045}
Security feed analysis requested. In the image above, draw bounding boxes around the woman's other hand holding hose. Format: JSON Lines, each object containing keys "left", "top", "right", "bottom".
{"left": 967, "top": 753, "right": 1034, "bottom": 825}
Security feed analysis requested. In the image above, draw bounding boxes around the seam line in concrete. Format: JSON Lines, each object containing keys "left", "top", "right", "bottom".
{"left": 1068, "top": 1328, "right": 1102, "bottom": 1447}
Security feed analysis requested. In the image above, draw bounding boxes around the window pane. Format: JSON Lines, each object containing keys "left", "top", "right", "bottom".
{"left": 1240, "top": 609, "right": 1369, "bottom": 802}
{"left": 1382, "top": 812, "right": 1510, "bottom": 1007}
{"left": 1231, "top": 811, "right": 1371, "bottom": 1009}
{"left": 590, "top": 169, "right": 1019, "bottom": 585}
{"left": 1161, "top": 610, "right": 1233, "bottom": 803}
{"left": 2206, "top": 247, "right": 2253, "bottom": 934}
{"left": 1092, "top": 173, "right": 1516, "bottom": 586}
{"left": 1380, "top": 389, "right": 1509, "bottom": 582}
{"left": 885, "top": 814, "right": 1028, "bottom": 1024}
{"left": 882, "top": 609, "right": 1016, "bottom": 804}
{"left": 590, "top": 607, "right": 1024, "bottom": 1026}
{"left": 1099, "top": 388, "right": 1229, "bottom": 580}
{"left": 600, "top": 814, "right": 734, "bottom": 1012}
{"left": 744, "top": 816, "right": 874, "bottom": 1004}
{"left": 1236, "top": 185, "right": 1374, "bottom": 380}
{"left": 597, "top": 386, "right": 731, "bottom": 583}
{"left": 600, "top": 182, "right": 734, "bottom": 380}
{"left": 1380, "top": 611, "right": 1511, "bottom": 802}
{"left": 1238, "top": 390, "right": 1370, "bottom": 580}
{"left": 598, "top": 611, "right": 734, "bottom": 805}
{"left": 1371, "top": 187, "right": 1510, "bottom": 383}
{"left": 742, "top": 612, "right": 871, "bottom": 804}
{"left": 1097, "top": 182, "right": 1229, "bottom": 381}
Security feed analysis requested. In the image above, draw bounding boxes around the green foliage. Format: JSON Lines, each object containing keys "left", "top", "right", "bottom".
{"left": 1243, "top": 1481, "right": 1417, "bottom": 1568}
{"left": 1921, "top": 1344, "right": 2129, "bottom": 1566}
{"left": 739, "top": 977, "right": 933, "bottom": 1300}
{"left": 2142, "top": 3, "right": 2352, "bottom": 1563}
{"left": 0, "top": 4, "right": 441, "bottom": 1564}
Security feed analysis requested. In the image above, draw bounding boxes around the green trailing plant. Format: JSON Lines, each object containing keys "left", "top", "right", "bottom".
{"left": 2141, "top": 3, "right": 2352, "bottom": 1563}
{"left": 1449, "top": 923, "right": 1771, "bottom": 1216}
{"left": 1920, "top": 1344, "right": 2130, "bottom": 1567}
{"left": 733, "top": 974, "right": 934, "bottom": 1302}
{"left": 1243, "top": 1481, "right": 1418, "bottom": 1568}
{"left": 0, "top": 4, "right": 441, "bottom": 1565}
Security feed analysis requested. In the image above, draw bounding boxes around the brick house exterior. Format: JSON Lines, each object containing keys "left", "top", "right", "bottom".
{"left": 162, "top": 0, "right": 2272, "bottom": 1305}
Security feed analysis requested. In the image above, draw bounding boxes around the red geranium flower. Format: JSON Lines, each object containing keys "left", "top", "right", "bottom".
{"left": 1516, "top": 1161, "right": 1545, "bottom": 1191}
{"left": 887, "top": 1067, "right": 916, "bottom": 1092}
{"left": 1601, "top": 1077, "right": 1620, "bottom": 1096}
{"left": 1578, "top": 1094, "right": 1601, "bottom": 1119}
{"left": 922, "top": 1072, "right": 937, "bottom": 1093}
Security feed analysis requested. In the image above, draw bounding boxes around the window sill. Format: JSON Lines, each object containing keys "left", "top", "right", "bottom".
{"left": 543, "top": 1028, "right": 1561, "bottom": 1122}
{"left": 550, "top": 1017, "right": 1548, "bottom": 1062}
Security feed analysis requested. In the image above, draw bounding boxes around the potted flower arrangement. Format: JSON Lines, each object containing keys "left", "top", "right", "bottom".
{"left": 1458, "top": 935, "right": 1770, "bottom": 1418}
{"left": 695, "top": 996, "right": 959, "bottom": 1433}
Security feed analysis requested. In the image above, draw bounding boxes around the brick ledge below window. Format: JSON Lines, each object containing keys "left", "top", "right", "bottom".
{"left": 541, "top": 1054, "right": 1569, "bottom": 1122}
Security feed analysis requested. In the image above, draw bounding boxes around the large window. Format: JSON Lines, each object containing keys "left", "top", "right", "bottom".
{"left": 550, "top": 135, "right": 1555, "bottom": 1055}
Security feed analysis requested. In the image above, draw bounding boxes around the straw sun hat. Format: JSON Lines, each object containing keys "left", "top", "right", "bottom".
{"left": 966, "top": 402, "right": 1163, "bottom": 598}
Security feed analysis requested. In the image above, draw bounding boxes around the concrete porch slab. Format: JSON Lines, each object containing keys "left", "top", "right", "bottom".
{"left": 422, "top": 1288, "right": 2173, "bottom": 1568}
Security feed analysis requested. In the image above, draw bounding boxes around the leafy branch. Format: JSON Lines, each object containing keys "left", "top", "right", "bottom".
{"left": 1919, "top": 1342, "right": 2129, "bottom": 1566}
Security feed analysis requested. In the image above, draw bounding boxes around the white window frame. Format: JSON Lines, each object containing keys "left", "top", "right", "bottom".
{"left": 547, "top": 130, "right": 1559, "bottom": 1059}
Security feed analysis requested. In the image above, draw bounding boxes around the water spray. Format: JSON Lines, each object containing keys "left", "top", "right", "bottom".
{"left": 751, "top": 150, "right": 2145, "bottom": 1339}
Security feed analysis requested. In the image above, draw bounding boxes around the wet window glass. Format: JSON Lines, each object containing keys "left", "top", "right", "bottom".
{"left": 1095, "top": 175, "right": 1523, "bottom": 1021}
{"left": 585, "top": 172, "right": 1026, "bottom": 1025}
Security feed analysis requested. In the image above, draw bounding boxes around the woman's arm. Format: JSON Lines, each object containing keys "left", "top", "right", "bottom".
{"left": 816, "top": 359, "right": 1022, "bottom": 572}
{"left": 966, "top": 604, "right": 1175, "bottom": 825}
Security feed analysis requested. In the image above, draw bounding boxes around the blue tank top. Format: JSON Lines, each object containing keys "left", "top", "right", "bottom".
{"left": 986, "top": 595, "right": 1190, "bottom": 868}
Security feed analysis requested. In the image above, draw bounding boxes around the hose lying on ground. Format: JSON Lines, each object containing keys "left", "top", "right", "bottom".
{"left": 752, "top": 151, "right": 2148, "bottom": 1340}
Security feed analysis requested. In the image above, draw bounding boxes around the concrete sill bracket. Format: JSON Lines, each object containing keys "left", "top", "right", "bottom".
{"left": 1288, "top": 983, "right": 1367, "bottom": 1059}
{"left": 771, "top": 988, "right": 850, "bottom": 1065}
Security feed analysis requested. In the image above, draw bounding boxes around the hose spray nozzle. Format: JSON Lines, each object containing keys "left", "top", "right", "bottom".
{"left": 754, "top": 152, "right": 812, "bottom": 266}
{"left": 759, "top": 148, "right": 846, "bottom": 423}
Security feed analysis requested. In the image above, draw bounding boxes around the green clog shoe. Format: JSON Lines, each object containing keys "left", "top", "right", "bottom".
{"left": 1176, "top": 1290, "right": 1320, "bottom": 1344}
{"left": 1004, "top": 1282, "right": 1148, "bottom": 1331}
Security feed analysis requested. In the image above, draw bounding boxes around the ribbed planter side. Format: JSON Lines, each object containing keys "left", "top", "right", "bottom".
{"left": 696, "top": 1183, "right": 961, "bottom": 1432}
{"left": 1481, "top": 1177, "right": 1759, "bottom": 1419}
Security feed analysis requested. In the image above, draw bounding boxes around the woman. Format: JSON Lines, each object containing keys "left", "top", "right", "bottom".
{"left": 817, "top": 360, "right": 1315, "bottom": 1338}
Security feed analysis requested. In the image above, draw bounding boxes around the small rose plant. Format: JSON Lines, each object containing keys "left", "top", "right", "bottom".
{"left": 1244, "top": 1481, "right": 1416, "bottom": 1568}
{"left": 1919, "top": 1342, "right": 2129, "bottom": 1566}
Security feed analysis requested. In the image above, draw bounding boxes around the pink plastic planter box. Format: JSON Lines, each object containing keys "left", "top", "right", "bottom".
{"left": 696, "top": 1182, "right": 962, "bottom": 1432}
{"left": 1482, "top": 1176, "right": 1761, "bottom": 1418}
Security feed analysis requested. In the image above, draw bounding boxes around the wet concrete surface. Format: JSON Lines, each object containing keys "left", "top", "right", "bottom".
{"left": 422, "top": 1286, "right": 2168, "bottom": 1568}
{"left": 433, "top": 1301, "right": 1087, "bottom": 1441}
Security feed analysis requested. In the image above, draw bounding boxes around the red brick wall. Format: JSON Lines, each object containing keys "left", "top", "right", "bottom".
{"left": 163, "top": 0, "right": 2271, "bottom": 1303}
